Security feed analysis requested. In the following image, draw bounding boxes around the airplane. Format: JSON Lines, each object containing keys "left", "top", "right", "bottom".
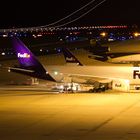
{"left": 62, "top": 46, "right": 140, "bottom": 67}
{"left": 87, "top": 40, "right": 140, "bottom": 65}
{"left": 8, "top": 37, "right": 140, "bottom": 92}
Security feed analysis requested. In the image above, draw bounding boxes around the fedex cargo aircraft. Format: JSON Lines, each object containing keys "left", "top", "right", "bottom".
{"left": 88, "top": 40, "right": 140, "bottom": 65}
{"left": 8, "top": 37, "right": 140, "bottom": 92}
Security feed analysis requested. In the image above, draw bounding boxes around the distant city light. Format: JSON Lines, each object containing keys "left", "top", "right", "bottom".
{"left": 57, "top": 49, "right": 61, "bottom": 52}
{"left": 37, "top": 34, "right": 42, "bottom": 37}
{"left": 0, "top": 25, "right": 128, "bottom": 33}
{"left": 108, "top": 38, "right": 114, "bottom": 42}
{"left": 100, "top": 32, "right": 106, "bottom": 37}
{"left": 1, "top": 52, "right": 5, "bottom": 56}
{"left": 133, "top": 32, "right": 140, "bottom": 37}
{"left": 2, "top": 34, "right": 8, "bottom": 37}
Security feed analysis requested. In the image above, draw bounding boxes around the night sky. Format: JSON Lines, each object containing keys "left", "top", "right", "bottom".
{"left": 0, "top": 0, "right": 140, "bottom": 28}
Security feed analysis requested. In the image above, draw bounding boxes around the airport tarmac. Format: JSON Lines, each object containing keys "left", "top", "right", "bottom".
{"left": 1, "top": 87, "right": 140, "bottom": 140}
{"left": 1, "top": 39, "right": 140, "bottom": 140}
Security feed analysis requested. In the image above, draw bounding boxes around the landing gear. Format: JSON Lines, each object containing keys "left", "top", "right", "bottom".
{"left": 89, "top": 84, "right": 106, "bottom": 93}
{"left": 31, "top": 78, "right": 39, "bottom": 85}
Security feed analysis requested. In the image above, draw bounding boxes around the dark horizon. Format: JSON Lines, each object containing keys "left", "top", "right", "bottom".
{"left": 1, "top": 0, "right": 140, "bottom": 29}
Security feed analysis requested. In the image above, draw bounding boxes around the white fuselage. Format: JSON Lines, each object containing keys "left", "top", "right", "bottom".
{"left": 46, "top": 65, "right": 140, "bottom": 82}
{"left": 45, "top": 65, "right": 140, "bottom": 92}
{"left": 108, "top": 54, "right": 140, "bottom": 64}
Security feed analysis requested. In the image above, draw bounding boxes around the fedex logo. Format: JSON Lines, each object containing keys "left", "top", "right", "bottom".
{"left": 18, "top": 53, "right": 30, "bottom": 58}
{"left": 133, "top": 70, "right": 140, "bottom": 79}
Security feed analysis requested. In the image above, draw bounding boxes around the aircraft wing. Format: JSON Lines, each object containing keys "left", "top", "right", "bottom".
{"left": 63, "top": 73, "right": 112, "bottom": 84}
{"left": 106, "top": 52, "right": 140, "bottom": 58}
{"left": 89, "top": 52, "right": 140, "bottom": 65}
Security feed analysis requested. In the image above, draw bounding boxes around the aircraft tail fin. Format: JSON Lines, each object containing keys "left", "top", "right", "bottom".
{"left": 10, "top": 37, "right": 55, "bottom": 81}
{"left": 62, "top": 47, "right": 83, "bottom": 66}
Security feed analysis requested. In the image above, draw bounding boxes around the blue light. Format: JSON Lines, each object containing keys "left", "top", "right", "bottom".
{"left": 57, "top": 49, "right": 61, "bottom": 52}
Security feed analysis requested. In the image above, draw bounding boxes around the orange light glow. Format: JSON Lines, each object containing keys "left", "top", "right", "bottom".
{"left": 133, "top": 32, "right": 140, "bottom": 37}
{"left": 100, "top": 32, "right": 106, "bottom": 37}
